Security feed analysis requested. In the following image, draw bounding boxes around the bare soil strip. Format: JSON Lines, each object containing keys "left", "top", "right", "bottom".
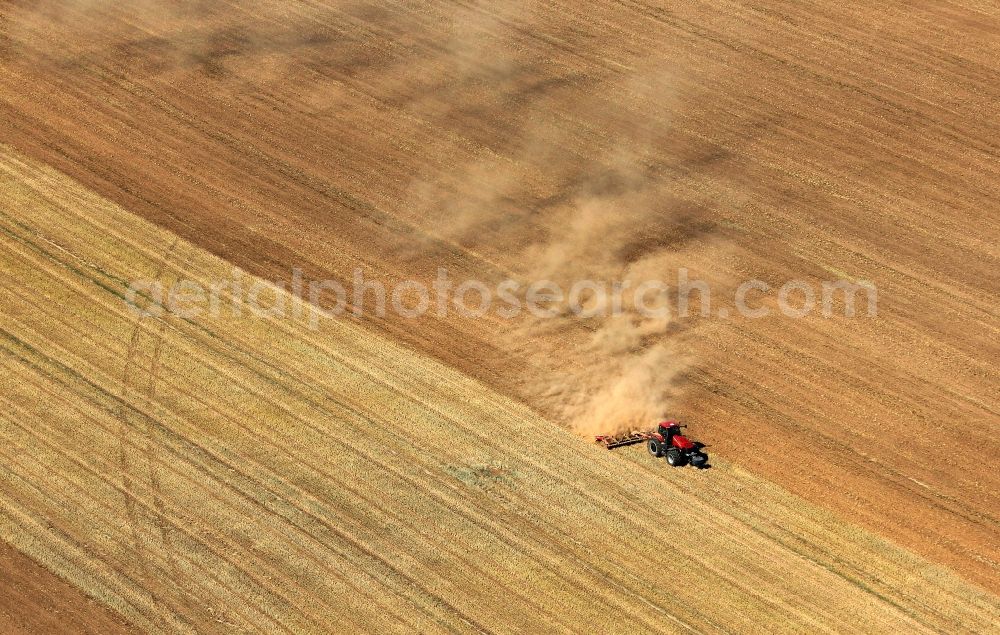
{"left": 0, "top": 540, "right": 135, "bottom": 635}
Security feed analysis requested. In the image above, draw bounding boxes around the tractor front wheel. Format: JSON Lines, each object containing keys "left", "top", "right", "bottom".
{"left": 647, "top": 439, "right": 663, "bottom": 457}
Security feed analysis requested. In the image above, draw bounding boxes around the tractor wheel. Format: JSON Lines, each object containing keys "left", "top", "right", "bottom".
{"left": 690, "top": 452, "right": 708, "bottom": 468}
{"left": 647, "top": 439, "right": 663, "bottom": 457}
{"left": 666, "top": 448, "right": 685, "bottom": 466}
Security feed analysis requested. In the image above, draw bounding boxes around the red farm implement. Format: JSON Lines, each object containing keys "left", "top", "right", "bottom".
{"left": 596, "top": 420, "right": 709, "bottom": 468}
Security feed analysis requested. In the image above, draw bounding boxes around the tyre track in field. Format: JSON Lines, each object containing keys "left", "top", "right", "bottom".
{"left": 118, "top": 239, "right": 257, "bottom": 632}
{"left": 116, "top": 236, "right": 183, "bottom": 632}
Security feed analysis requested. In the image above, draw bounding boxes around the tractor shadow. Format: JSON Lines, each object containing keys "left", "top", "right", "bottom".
{"left": 693, "top": 443, "right": 712, "bottom": 470}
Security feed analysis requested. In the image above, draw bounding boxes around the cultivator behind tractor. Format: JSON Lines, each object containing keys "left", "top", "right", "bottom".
{"left": 596, "top": 420, "right": 709, "bottom": 468}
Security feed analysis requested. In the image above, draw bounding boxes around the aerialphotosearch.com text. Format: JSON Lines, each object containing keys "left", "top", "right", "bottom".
{"left": 125, "top": 267, "right": 877, "bottom": 329}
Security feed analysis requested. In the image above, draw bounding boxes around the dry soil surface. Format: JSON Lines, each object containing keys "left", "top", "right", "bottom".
{"left": 1, "top": 0, "right": 998, "bottom": 632}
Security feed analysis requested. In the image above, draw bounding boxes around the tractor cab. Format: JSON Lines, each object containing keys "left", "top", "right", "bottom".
{"left": 658, "top": 420, "right": 681, "bottom": 438}
{"left": 658, "top": 421, "right": 694, "bottom": 449}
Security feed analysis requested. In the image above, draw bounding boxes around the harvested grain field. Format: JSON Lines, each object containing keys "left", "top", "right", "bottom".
{"left": 1, "top": 0, "right": 999, "bottom": 632}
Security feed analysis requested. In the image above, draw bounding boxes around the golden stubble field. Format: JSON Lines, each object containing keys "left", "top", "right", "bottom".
{"left": 1, "top": 0, "right": 999, "bottom": 631}
{"left": 2, "top": 146, "right": 998, "bottom": 632}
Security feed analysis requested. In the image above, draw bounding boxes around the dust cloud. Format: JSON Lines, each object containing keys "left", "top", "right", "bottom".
{"left": 399, "top": 12, "right": 729, "bottom": 436}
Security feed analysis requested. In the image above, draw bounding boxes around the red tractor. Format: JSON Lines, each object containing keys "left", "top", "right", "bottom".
{"left": 595, "top": 420, "right": 709, "bottom": 468}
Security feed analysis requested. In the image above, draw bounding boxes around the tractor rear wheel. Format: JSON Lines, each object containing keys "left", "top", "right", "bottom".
{"left": 647, "top": 439, "right": 663, "bottom": 457}
{"left": 666, "top": 448, "right": 685, "bottom": 466}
